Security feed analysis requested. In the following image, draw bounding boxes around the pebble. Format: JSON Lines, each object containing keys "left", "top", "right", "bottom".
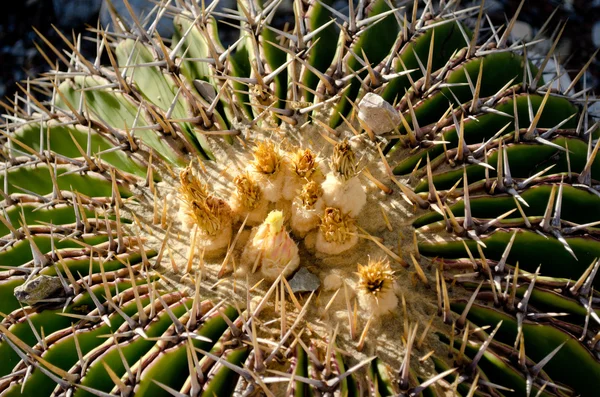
{"left": 541, "top": 58, "right": 573, "bottom": 94}
{"left": 288, "top": 267, "right": 321, "bottom": 293}
{"left": 510, "top": 20, "right": 533, "bottom": 43}
{"left": 357, "top": 93, "right": 401, "bottom": 135}
{"left": 14, "top": 275, "right": 63, "bottom": 306}
{"left": 485, "top": 0, "right": 505, "bottom": 14}
{"left": 588, "top": 102, "right": 600, "bottom": 120}
{"left": 593, "top": 22, "right": 600, "bottom": 48}
{"left": 194, "top": 80, "right": 217, "bottom": 103}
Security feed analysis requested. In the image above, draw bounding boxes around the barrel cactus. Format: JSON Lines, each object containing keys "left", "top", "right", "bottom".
{"left": 1, "top": 0, "right": 599, "bottom": 395}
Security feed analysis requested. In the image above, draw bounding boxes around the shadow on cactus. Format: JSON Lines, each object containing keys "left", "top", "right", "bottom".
{"left": 0, "top": 0, "right": 599, "bottom": 395}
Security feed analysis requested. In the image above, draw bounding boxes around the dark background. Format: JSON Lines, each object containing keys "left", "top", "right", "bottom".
{"left": 1, "top": 0, "right": 598, "bottom": 104}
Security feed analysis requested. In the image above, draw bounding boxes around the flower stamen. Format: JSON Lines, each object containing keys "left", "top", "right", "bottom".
{"left": 234, "top": 172, "right": 262, "bottom": 210}
{"left": 320, "top": 207, "right": 355, "bottom": 244}
{"left": 252, "top": 141, "right": 281, "bottom": 175}
{"left": 300, "top": 181, "right": 323, "bottom": 209}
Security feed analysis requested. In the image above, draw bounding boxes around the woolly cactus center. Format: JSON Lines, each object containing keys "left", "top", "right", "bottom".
{"left": 136, "top": 118, "right": 447, "bottom": 384}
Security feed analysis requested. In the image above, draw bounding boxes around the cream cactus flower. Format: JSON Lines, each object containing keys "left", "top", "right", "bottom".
{"left": 230, "top": 172, "right": 269, "bottom": 226}
{"left": 282, "top": 148, "right": 324, "bottom": 200}
{"left": 248, "top": 141, "right": 287, "bottom": 203}
{"left": 241, "top": 210, "right": 300, "bottom": 281}
{"left": 315, "top": 207, "right": 359, "bottom": 255}
{"left": 356, "top": 259, "right": 398, "bottom": 316}
{"left": 321, "top": 140, "right": 366, "bottom": 218}
{"left": 291, "top": 180, "right": 324, "bottom": 237}
{"left": 178, "top": 164, "right": 233, "bottom": 254}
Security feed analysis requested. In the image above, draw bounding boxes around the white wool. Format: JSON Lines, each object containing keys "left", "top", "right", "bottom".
{"left": 303, "top": 230, "right": 317, "bottom": 251}
{"left": 290, "top": 198, "right": 324, "bottom": 237}
{"left": 177, "top": 202, "right": 195, "bottom": 232}
{"left": 249, "top": 295, "right": 263, "bottom": 312}
{"left": 323, "top": 274, "right": 342, "bottom": 291}
{"left": 234, "top": 265, "right": 247, "bottom": 278}
{"left": 281, "top": 170, "right": 302, "bottom": 201}
{"left": 195, "top": 224, "right": 232, "bottom": 257}
{"left": 357, "top": 283, "right": 399, "bottom": 316}
{"left": 251, "top": 170, "right": 286, "bottom": 202}
{"left": 177, "top": 202, "right": 232, "bottom": 256}
{"left": 229, "top": 195, "right": 270, "bottom": 226}
{"left": 274, "top": 199, "right": 292, "bottom": 222}
{"left": 321, "top": 174, "right": 366, "bottom": 218}
{"left": 282, "top": 162, "right": 326, "bottom": 201}
{"left": 166, "top": 192, "right": 177, "bottom": 204}
{"left": 315, "top": 231, "right": 358, "bottom": 255}
{"left": 261, "top": 252, "right": 300, "bottom": 281}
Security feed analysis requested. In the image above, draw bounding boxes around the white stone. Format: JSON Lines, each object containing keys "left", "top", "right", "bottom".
{"left": 194, "top": 80, "right": 217, "bottom": 103}
{"left": 510, "top": 21, "right": 533, "bottom": 43}
{"left": 541, "top": 58, "right": 573, "bottom": 95}
{"left": 357, "top": 93, "right": 401, "bottom": 135}
{"left": 593, "top": 22, "right": 600, "bottom": 48}
{"left": 588, "top": 102, "right": 600, "bottom": 121}
{"left": 485, "top": 0, "right": 504, "bottom": 14}
{"left": 564, "top": 0, "right": 575, "bottom": 12}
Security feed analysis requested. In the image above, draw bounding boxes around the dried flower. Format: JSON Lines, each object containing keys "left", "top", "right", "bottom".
{"left": 357, "top": 258, "right": 398, "bottom": 316}
{"left": 300, "top": 181, "right": 323, "bottom": 209}
{"left": 320, "top": 207, "right": 355, "bottom": 244}
{"left": 179, "top": 163, "right": 210, "bottom": 203}
{"left": 179, "top": 165, "right": 231, "bottom": 236}
{"left": 315, "top": 207, "right": 359, "bottom": 255}
{"left": 252, "top": 141, "right": 281, "bottom": 175}
{"left": 187, "top": 197, "right": 231, "bottom": 236}
{"left": 234, "top": 172, "right": 262, "bottom": 210}
{"left": 292, "top": 148, "right": 318, "bottom": 178}
{"left": 330, "top": 139, "right": 356, "bottom": 180}
{"left": 321, "top": 140, "right": 366, "bottom": 217}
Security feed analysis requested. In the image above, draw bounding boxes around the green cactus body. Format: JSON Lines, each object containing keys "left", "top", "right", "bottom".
{"left": 1, "top": 0, "right": 599, "bottom": 396}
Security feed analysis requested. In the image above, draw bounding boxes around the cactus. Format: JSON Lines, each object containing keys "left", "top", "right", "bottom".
{"left": 1, "top": 0, "right": 599, "bottom": 396}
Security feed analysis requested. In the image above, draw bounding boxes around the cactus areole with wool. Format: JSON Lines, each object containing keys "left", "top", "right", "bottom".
{"left": 1, "top": 0, "right": 599, "bottom": 396}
